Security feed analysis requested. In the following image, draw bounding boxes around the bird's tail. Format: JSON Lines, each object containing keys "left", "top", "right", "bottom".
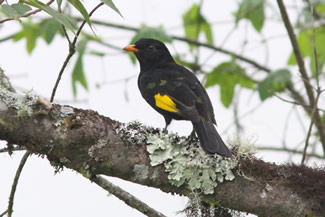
{"left": 192, "top": 119, "right": 232, "bottom": 157}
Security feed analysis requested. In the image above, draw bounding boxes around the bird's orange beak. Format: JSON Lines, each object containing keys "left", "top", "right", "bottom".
{"left": 123, "top": 44, "right": 139, "bottom": 53}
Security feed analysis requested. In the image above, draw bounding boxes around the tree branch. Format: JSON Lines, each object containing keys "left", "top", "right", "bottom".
{"left": 0, "top": 68, "right": 324, "bottom": 217}
{"left": 7, "top": 151, "right": 31, "bottom": 217}
{"left": 276, "top": 0, "right": 325, "bottom": 154}
{"left": 91, "top": 175, "right": 166, "bottom": 217}
{"left": 0, "top": 210, "right": 7, "bottom": 217}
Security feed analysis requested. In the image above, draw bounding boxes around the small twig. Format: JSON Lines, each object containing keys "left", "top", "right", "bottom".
{"left": 7, "top": 151, "right": 31, "bottom": 217}
{"left": 301, "top": 0, "right": 323, "bottom": 164}
{"left": 192, "top": 0, "right": 204, "bottom": 74}
{"left": 0, "top": 33, "right": 16, "bottom": 43}
{"left": 58, "top": 3, "right": 72, "bottom": 45}
{"left": 276, "top": 0, "right": 325, "bottom": 154}
{"left": 0, "top": 210, "right": 8, "bottom": 217}
{"left": 90, "top": 175, "right": 166, "bottom": 217}
{"left": 233, "top": 88, "right": 243, "bottom": 133}
{"left": 223, "top": 102, "right": 263, "bottom": 134}
{"left": 0, "top": 0, "right": 55, "bottom": 24}
{"left": 301, "top": 91, "right": 322, "bottom": 164}
{"left": 273, "top": 93, "right": 325, "bottom": 112}
{"left": 258, "top": 146, "right": 323, "bottom": 160}
{"left": 50, "top": 2, "right": 104, "bottom": 102}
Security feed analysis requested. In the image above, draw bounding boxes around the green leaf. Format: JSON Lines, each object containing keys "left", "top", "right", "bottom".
{"left": 88, "top": 50, "right": 106, "bottom": 57}
{"left": 67, "top": 0, "right": 92, "bottom": 29}
{"left": 40, "top": 18, "right": 61, "bottom": 44}
{"left": 13, "top": 20, "right": 41, "bottom": 54}
{"left": 101, "top": 0, "right": 123, "bottom": 18}
{"left": 316, "top": 4, "right": 325, "bottom": 16}
{"left": 235, "top": 0, "right": 265, "bottom": 32}
{"left": 201, "top": 19, "right": 213, "bottom": 44}
{"left": 11, "top": 3, "right": 32, "bottom": 15}
{"left": 129, "top": 25, "right": 172, "bottom": 65}
{"left": 182, "top": 3, "right": 214, "bottom": 48}
{"left": 72, "top": 39, "right": 89, "bottom": 97}
{"left": 1, "top": 4, "right": 20, "bottom": 18}
{"left": 258, "top": 69, "right": 291, "bottom": 101}
{"left": 56, "top": 0, "right": 63, "bottom": 9}
{"left": 23, "top": 0, "right": 75, "bottom": 31}
{"left": 183, "top": 4, "right": 200, "bottom": 41}
{"left": 287, "top": 27, "right": 325, "bottom": 75}
{"left": 205, "top": 61, "right": 255, "bottom": 107}
{"left": 1, "top": 3, "right": 31, "bottom": 18}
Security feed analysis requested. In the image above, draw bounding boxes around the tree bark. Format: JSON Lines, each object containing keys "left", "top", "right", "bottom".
{"left": 0, "top": 69, "right": 324, "bottom": 217}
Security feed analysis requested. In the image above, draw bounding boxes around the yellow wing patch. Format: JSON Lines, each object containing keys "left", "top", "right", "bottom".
{"left": 154, "top": 93, "right": 179, "bottom": 113}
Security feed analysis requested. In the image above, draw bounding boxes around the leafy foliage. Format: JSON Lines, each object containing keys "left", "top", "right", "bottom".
{"left": 182, "top": 3, "right": 213, "bottom": 49}
{"left": 205, "top": 62, "right": 255, "bottom": 107}
{"left": 22, "top": 0, "right": 76, "bottom": 31}
{"left": 235, "top": 0, "right": 265, "bottom": 32}
{"left": 67, "top": 0, "right": 92, "bottom": 29}
{"left": 288, "top": 27, "right": 325, "bottom": 75}
{"left": 13, "top": 18, "right": 63, "bottom": 54}
{"left": 1, "top": 3, "right": 32, "bottom": 18}
{"left": 257, "top": 69, "right": 292, "bottom": 101}
{"left": 101, "top": 0, "right": 123, "bottom": 18}
{"left": 72, "top": 39, "right": 89, "bottom": 97}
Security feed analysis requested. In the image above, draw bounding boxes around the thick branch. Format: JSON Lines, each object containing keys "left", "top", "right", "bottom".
{"left": 0, "top": 70, "right": 324, "bottom": 217}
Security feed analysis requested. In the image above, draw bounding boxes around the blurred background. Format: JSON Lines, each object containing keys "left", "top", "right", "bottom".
{"left": 0, "top": 0, "right": 324, "bottom": 216}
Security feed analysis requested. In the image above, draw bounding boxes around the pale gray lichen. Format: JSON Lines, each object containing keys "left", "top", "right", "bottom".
{"left": 0, "top": 68, "right": 14, "bottom": 91}
{"left": 0, "top": 101, "right": 8, "bottom": 112}
{"left": 88, "top": 139, "right": 107, "bottom": 158}
{"left": 52, "top": 106, "right": 75, "bottom": 128}
{"left": 116, "top": 121, "right": 160, "bottom": 145}
{"left": 60, "top": 106, "right": 74, "bottom": 118}
{"left": 133, "top": 164, "right": 149, "bottom": 181}
{"left": 116, "top": 121, "right": 257, "bottom": 195}
{"left": 147, "top": 133, "right": 237, "bottom": 194}
{"left": 0, "top": 87, "right": 39, "bottom": 118}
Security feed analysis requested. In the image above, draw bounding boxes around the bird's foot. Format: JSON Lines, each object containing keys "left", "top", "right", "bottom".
{"left": 187, "top": 129, "right": 199, "bottom": 143}
{"left": 162, "top": 127, "right": 168, "bottom": 134}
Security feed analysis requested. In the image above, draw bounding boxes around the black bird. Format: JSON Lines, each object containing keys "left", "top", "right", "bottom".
{"left": 124, "top": 38, "right": 231, "bottom": 157}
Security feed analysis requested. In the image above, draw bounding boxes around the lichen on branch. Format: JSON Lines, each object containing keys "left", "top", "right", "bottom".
{"left": 116, "top": 121, "right": 256, "bottom": 195}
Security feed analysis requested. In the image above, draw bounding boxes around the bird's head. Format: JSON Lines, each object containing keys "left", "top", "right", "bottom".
{"left": 124, "top": 38, "right": 174, "bottom": 70}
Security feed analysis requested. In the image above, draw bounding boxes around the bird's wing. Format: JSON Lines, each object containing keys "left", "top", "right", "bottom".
{"left": 139, "top": 63, "right": 216, "bottom": 123}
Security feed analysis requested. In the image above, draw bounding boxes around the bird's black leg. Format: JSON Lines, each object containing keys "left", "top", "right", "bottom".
{"left": 190, "top": 127, "right": 196, "bottom": 138}
{"left": 163, "top": 117, "right": 172, "bottom": 133}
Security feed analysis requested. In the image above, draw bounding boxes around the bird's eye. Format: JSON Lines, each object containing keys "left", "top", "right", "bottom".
{"left": 148, "top": 45, "right": 155, "bottom": 50}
